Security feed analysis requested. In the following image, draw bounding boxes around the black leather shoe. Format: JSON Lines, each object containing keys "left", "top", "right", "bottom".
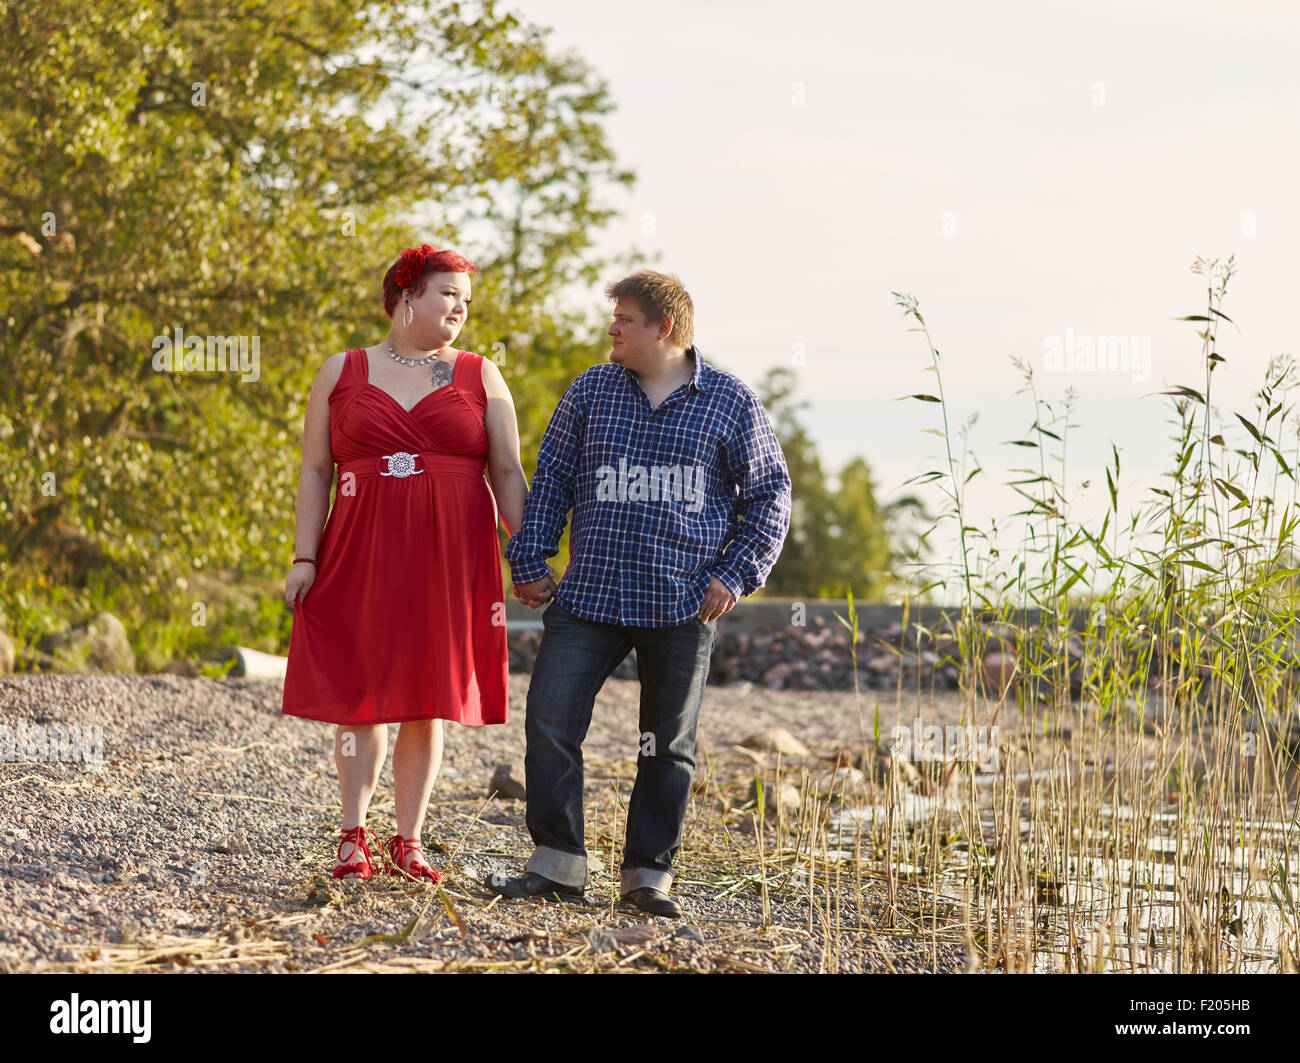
{"left": 619, "top": 887, "right": 682, "bottom": 918}
{"left": 484, "top": 870, "right": 585, "bottom": 903}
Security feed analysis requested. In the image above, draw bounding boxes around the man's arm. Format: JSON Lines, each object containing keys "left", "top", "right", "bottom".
{"left": 708, "top": 390, "right": 793, "bottom": 601}
{"left": 504, "top": 375, "right": 587, "bottom": 585}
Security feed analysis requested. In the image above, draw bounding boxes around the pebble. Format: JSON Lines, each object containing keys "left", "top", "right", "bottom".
{"left": 584, "top": 927, "right": 618, "bottom": 954}
{"left": 0, "top": 671, "right": 966, "bottom": 974}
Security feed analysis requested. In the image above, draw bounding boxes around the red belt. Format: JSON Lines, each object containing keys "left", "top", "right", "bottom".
{"left": 336, "top": 451, "right": 485, "bottom": 481}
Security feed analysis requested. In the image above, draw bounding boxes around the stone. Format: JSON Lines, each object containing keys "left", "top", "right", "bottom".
{"left": 585, "top": 927, "right": 618, "bottom": 954}
{"left": 828, "top": 766, "right": 868, "bottom": 796}
{"left": 748, "top": 778, "right": 802, "bottom": 814}
{"left": 674, "top": 925, "right": 706, "bottom": 943}
{"left": 981, "top": 650, "right": 1017, "bottom": 697}
{"left": 761, "top": 662, "right": 794, "bottom": 689}
{"left": 488, "top": 762, "right": 526, "bottom": 800}
{"left": 39, "top": 612, "right": 135, "bottom": 673}
{"left": 608, "top": 925, "right": 658, "bottom": 946}
{"left": 214, "top": 831, "right": 251, "bottom": 855}
{"left": 871, "top": 741, "right": 923, "bottom": 788}
{"left": 739, "top": 728, "right": 811, "bottom": 758}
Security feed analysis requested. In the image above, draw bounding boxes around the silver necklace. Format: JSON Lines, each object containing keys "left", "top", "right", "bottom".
{"left": 387, "top": 338, "right": 442, "bottom": 368}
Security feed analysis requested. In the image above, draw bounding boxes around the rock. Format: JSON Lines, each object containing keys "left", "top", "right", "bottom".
{"left": 983, "top": 621, "right": 1020, "bottom": 648}
{"left": 828, "top": 766, "right": 868, "bottom": 796}
{"left": 867, "top": 654, "right": 896, "bottom": 675}
{"left": 674, "top": 925, "right": 706, "bottom": 943}
{"left": 587, "top": 852, "right": 606, "bottom": 875}
{"left": 608, "top": 924, "right": 658, "bottom": 946}
{"left": 39, "top": 612, "right": 135, "bottom": 673}
{"left": 585, "top": 927, "right": 618, "bottom": 954}
{"left": 931, "top": 635, "right": 960, "bottom": 660}
{"left": 761, "top": 662, "right": 794, "bottom": 689}
{"left": 0, "top": 631, "right": 15, "bottom": 675}
{"left": 1126, "top": 694, "right": 1173, "bottom": 735}
{"left": 981, "top": 650, "right": 1016, "bottom": 696}
{"left": 871, "top": 741, "right": 923, "bottom": 788}
{"left": 748, "top": 778, "right": 802, "bottom": 814}
{"left": 739, "top": 728, "right": 811, "bottom": 758}
{"left": 214, "top": 831, "right": 251, "bottom": 855}
{"left": 488, "top": 762, "right": 526, "bottom": 800}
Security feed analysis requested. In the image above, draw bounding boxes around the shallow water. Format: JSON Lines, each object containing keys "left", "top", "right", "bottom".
{"left": 819, "top": 786, "right": 1300, "bottom": 973}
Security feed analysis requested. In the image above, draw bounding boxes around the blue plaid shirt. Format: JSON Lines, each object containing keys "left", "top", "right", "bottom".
{"left": 505, "top": 346, "right": 792, "bottom": 626}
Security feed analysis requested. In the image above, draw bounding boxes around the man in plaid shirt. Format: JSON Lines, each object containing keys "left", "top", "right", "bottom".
{"left": 485, "top": 270, "right": 792, "bottom": 917}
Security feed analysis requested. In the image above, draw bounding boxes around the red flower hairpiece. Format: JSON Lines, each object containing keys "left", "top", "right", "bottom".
{"left": 393, "top": 243, "right": 437, "bottom": 291}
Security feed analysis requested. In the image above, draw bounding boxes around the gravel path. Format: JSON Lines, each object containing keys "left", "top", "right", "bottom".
{"left": 0, "top": 673, "right": 965, "bottom": 973}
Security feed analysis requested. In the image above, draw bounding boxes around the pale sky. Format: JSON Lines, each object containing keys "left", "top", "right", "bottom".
{"left": 496, "top": 0, "right": 1300, "bottom": 598}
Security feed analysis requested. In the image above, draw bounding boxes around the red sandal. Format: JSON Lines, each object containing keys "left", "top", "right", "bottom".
{"left": 385, "top": 835, "right": 442, "bottom": 884}
{"left": 333, "top": 825, "right": 379, "bottom": 880}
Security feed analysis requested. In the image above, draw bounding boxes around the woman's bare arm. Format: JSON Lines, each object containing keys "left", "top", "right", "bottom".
{"left": 293, "top": 352, "right": 346, "bottom": 560}
{"left": 481, "top": 356, "right": 528, "bottom": 538}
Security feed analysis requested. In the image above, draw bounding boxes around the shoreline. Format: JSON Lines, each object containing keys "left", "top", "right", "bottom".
{"left": 0, "top": 673, "right": 964, "bottom": 974}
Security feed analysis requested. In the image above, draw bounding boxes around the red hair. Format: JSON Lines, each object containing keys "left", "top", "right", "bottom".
{"left": 382, "top": 244, "right": 476, "bottom": 319}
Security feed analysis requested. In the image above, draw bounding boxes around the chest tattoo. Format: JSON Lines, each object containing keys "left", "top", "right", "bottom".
{"left": 430, "top": 359, "right": 455, "bottom": 391}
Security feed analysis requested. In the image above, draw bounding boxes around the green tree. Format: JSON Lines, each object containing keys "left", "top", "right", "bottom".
{"left": 0, "top": 0, "right": 637, "bottom": 666}
{"left": 754, "top": 367, "right": 906, "bottom": 599}
{"left": 754, "top": 367, "right": 837, "bottom": 595}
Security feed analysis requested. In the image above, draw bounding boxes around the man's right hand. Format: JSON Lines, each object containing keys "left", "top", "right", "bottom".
{"left": 513, "top": 571, "right": 557, "bottom": 609}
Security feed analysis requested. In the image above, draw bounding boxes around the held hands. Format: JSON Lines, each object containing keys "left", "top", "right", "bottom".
{"left": 513, "top": 568, "right": 557, "bottom": 609}
{"left": 698, "top": 575, "right": 737, "bottom": 622}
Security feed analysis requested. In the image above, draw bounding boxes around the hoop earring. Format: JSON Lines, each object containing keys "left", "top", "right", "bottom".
{"left": 404, "top": 302, "right": 413, "bottom": 327}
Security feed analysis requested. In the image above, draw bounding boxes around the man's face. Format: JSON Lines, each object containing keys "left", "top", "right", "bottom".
{"left": 607, "top": 297, "right": 669, "bottom": 371}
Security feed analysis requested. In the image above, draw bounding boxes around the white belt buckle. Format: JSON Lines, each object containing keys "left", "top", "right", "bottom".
{"left": 380, "top": 451, "right": 423, "bottom": 478}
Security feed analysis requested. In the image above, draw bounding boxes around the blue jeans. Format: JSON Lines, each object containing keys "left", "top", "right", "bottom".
{"left": 522, "top": 598, "right": 717, "bottom": 894}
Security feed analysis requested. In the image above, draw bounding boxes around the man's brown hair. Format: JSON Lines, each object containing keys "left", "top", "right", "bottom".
{"left": 604, "top": 270, "right": 694, "bottom": 350}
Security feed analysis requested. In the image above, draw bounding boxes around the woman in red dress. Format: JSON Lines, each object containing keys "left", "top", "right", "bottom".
{"left": 280, "top": 244, "right": 548, "bottom": 881}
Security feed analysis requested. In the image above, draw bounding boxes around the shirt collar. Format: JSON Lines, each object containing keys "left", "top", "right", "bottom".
{"left": 622, "top": 345, "right": 708, "bottom": 393}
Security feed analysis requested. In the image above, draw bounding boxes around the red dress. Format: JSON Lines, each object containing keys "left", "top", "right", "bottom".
{"left": 281, "top": 348, "right": 508, "bottom": 725}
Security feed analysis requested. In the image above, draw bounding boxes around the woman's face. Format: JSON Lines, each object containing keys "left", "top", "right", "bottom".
{"left": 405, "top": 270, "right": 471, "bottom": 349}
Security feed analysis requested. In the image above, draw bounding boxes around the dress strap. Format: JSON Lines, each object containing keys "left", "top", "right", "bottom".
{"left": 455, "top": 351, "right": 487, "bottom": 406}
{"left": 329, "top": 348, "right": 366, "bottom": 406}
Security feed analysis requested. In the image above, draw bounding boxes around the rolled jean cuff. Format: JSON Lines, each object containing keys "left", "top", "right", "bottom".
{"left": 620, "top": 866, "right": 673, "bottom": 894}
{"left": 526, "top": 845, "right": 587, "bottom": 888}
